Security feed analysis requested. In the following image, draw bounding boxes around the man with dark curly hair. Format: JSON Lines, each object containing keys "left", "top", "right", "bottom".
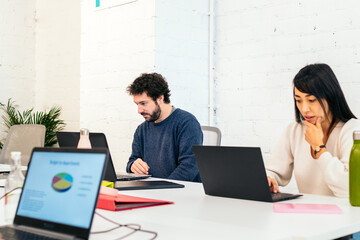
{"left": 126, "top": 73, "right": 203, "bottom": 182}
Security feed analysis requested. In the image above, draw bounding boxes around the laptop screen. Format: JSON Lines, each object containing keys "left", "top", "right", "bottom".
{"left": 16, "top": 151, "right": 107, "bottom": 229}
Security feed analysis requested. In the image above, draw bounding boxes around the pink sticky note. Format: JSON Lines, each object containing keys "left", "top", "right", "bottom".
{"left": 99, "top": 186, "right": 118, "bottom": 196}
{"left": 273, "top": 203, "right": 342, "bottom": 214}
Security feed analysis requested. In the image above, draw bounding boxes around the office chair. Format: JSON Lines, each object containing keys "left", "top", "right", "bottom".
{"left": 0, "top": 124, "right": 46, "bottom": 166}
{"left": 201, "top": 126, "right": 222, "bottom": 146}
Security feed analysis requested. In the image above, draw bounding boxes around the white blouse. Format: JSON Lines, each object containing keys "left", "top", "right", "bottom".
{"left": 265, "top": 118, "right": 360, "bottom": 197}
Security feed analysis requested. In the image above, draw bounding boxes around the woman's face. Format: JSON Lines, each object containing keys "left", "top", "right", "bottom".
{"left": 294, "top": 87, "right": 331, "bottom": 125}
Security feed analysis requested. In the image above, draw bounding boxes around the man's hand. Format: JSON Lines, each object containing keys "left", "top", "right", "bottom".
{"left": 131, "top": 158, "right": 150, "bottom": 175}
{"left": 303, "top": 117, "right": 324, "bottom": 150}
{"left": 267, "top": 176, "right": 280, "bottom": 193}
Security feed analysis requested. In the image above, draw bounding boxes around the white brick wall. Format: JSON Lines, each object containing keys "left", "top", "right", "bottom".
{"left": 155, "top": 0, "right": 209, "bottom": 125}
{"left": 35, "top": 0, "right": 80, "bottom": 131}
{"left": 0, "top": 0, "right": 80, "bottom": 144}
{"left": 0, "top": 1, "right": 36, "bottom": 108}
{"left": 80, "top": 0, "right": 156, "bottom": 171}
{"left": 215, "top": 0, "right": 360, "bottom": 161}
{"left": 0, "top": 0, "right": 36, "bottom": 141}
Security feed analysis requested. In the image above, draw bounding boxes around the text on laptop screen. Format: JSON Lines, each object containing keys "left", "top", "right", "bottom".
{"left": 16, "top": 151, "right": 106, "bottom": 229}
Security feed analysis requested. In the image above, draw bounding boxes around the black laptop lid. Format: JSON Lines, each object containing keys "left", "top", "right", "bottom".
{"left": 56, "top": 132, "right": 117, "bottom": 182}
{"left": 193, "top": 146, "right": 274, "bottom": 202}
{"left": 14, "top": 147, "right": 108, "bottom": 239}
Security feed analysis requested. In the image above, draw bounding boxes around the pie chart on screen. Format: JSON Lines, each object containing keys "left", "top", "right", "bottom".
{"left": 52, "top": 173, "right": 73, "bottom": 192}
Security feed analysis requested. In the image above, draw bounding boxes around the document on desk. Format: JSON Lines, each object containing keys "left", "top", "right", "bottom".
{"left": 273, "top": 203, "right": 342, "bottom": 214}
{"left": 96, "top": 186, "right": 173, "bottom": 211}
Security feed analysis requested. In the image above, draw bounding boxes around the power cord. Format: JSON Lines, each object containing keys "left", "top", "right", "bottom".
{"left": 92, "top": 211, "right": 158, "bottom": 240}
{"left": 0, "top": 187, "right": 22, "bottom": 201}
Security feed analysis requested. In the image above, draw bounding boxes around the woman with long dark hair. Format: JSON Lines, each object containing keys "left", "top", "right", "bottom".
{"left": 266, "top": 63, "right": 360, "bottom": 197}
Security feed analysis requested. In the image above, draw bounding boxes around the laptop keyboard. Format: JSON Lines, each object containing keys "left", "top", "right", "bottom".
{"left": 0, "top": 226, "right": 63, "bottom": 240}
{"left": 116, "top": 173, "right": 151, "bottom": 181}
{"left": 271, "top": 192, "right": 301, "bottom": 202}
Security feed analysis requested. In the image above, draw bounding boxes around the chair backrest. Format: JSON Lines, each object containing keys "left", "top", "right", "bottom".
{"left": 201, "top": 126, "right": 222, "bottom": 146}
{"left": 0, "top": 124, "right": 46, "bottom": 165}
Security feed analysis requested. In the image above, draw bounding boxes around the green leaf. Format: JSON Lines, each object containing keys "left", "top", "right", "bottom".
{"left": 0, "top": 98, "right": 66, "bottom": 149}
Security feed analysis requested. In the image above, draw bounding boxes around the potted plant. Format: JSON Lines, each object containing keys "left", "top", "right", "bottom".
{"left": 0, "top": 99, "right": 66, "bottom": 149}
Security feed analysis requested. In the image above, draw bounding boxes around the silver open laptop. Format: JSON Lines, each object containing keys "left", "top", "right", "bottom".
{"left": 0, "top": 147, "right": 108, "bottom": 239}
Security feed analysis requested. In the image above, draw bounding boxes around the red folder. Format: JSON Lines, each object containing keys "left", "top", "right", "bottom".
{"left": 96, "top": 186, "right": 173, "bottom": 211}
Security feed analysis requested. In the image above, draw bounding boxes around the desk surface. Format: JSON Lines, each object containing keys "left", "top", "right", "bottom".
{"left": 1, "top": 179, "right": 360, "bottom": 240}
{"left": 89, "top": 179, "right": 360, "bottom": 240}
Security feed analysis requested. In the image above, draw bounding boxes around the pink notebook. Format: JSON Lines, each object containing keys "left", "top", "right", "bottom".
{"left": 273, "top": 203, "right": 342, "bottom": 214}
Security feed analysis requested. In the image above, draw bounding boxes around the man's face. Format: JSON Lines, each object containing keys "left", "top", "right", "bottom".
{"left": 133, "top": 93, "right": 161, "bottom": 122}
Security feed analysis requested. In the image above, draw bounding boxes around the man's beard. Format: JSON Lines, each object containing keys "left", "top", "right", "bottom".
{"left": 145, "top": 103, "right": 161, "bottom": 122}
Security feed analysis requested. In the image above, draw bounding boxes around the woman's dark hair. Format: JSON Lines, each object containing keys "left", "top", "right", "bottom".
{"left": 127, "top": 73, "right": 171, "bottom": 103}
{"left": 293, "top": 63, "right": 356, "bottom": 134}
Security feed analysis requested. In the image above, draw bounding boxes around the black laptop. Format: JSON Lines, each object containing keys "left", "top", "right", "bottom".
{"left": 57, "top": 132, "right": 183, "bottom": 190}
{"left": 56, "top": 132, "right": 150, "bottom": 182}
{"left": 192, "top": 146, "right": 302, "bottom": 202}
{"left": 0, "top": 147, "right": 108, "bottom": 240}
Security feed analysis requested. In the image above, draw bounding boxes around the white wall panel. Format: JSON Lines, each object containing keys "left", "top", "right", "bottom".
{"left": 80, "top": 0, "right": 156, "bottom": 171}
{"left": 215, "top": 0, "right": 360, "bottom": 161}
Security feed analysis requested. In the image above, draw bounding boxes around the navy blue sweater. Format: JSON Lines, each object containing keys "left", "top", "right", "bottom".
{"left": 126, "top": 108, "right": 203, "bottom": 182}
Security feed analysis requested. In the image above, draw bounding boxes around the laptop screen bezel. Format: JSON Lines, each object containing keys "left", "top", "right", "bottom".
{"left": 13, "top": 147, "right": 109, "bottom": 239}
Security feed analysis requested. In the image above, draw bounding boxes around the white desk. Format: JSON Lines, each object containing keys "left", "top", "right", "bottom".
{"left": 1, "top": 180, "right": 360, "bottom": 240}
{"left": 90, "top": 180, "right": 360, "bottom": 240}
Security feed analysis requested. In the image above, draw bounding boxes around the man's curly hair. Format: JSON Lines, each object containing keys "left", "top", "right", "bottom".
{"left": 127, "top": 73, "right": 171, "bottom": 103}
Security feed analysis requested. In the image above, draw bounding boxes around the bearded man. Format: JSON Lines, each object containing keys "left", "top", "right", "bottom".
{"left": 126, "top": 73, "right": 203, "bottom": 182}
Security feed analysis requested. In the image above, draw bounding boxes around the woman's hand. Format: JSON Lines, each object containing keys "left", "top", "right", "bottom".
{"left": 267, "top": 176, "right": 280, "bottom": 193}
{"left": 303, "top": 117, "right": 324, "bottom": 150}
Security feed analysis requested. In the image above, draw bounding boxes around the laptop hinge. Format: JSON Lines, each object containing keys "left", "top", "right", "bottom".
{"left": 14, "top": 225, "right": 77, "bottom": 239}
